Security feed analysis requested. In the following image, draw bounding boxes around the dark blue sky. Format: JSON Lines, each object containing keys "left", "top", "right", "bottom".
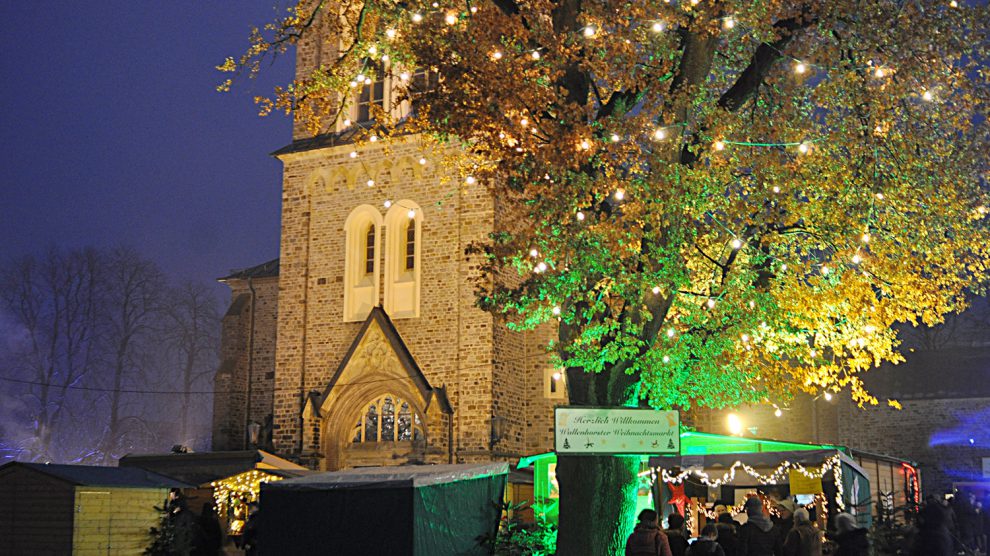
{"left": 0, "top": 2, "right": 295, "bottom": 294}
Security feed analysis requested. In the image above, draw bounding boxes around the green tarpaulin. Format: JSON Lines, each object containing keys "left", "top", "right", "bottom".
{"left": 259, "top": 462, "right": 507, "bottom": 556}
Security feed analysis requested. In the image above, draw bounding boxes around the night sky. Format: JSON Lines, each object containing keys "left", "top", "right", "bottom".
{"left": 1, "top": 2, "right": 295, "bottom": 294}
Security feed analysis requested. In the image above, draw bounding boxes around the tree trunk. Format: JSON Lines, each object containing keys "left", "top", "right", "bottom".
{"left": 556, "top": 453, "right": 641, "bottom": 556}
{"left": 556, "top": 357, "right": 643, "bottom": 555}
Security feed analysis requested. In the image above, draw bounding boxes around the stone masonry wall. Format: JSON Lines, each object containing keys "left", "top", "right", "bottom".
{"left": 212, "top": 277, "right": 279, "bottom": 450}
{"left": 687, "top": 394, "right": 841, "bottom": 446}
{"left": 835, "top": 397, "right": 990, "bottom": 497}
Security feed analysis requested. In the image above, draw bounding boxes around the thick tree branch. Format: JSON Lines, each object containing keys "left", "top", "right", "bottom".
{"left": 718, "top": 14, "right": 817, "bottom": 112}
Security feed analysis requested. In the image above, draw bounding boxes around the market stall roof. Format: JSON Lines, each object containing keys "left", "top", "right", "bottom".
{"left": 118, "top": 449, "right": 307, "bottom": 485}
{"left": 0, "top": 461, "right": 192, "bottom": 489}
{"left": 270, "top": 462, "right": 509, "bottom": 490}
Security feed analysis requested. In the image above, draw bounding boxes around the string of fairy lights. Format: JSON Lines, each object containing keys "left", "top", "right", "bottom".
{"left": 321, "top": 0, "right": 981, "bottom": 410}
{"left": 635, "top": 454, "right": 847, "bottom": 528}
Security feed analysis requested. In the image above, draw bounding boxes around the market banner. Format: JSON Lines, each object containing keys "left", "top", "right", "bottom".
{"left": 554, "top": 407, "right": 680, "bottom": 455}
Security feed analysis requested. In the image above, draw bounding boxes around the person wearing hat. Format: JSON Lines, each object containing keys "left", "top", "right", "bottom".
{"left": 782, "top": 507, "right": 822, "bottom": 556}
{"left": 737, "top": 496, "right": 779, "bottom": 556}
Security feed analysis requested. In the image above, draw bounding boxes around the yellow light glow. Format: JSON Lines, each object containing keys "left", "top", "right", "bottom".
{"left": 727, "top": 413, "right": 743, "bottom": 435}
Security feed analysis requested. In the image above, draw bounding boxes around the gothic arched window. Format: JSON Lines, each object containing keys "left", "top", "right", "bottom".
{"left": 404, "top": 222, "right": 416, "bottom": 270}
{"left": 383, "top": 201, "right": 421, "bottom": 319}
{"left": 365, "top": 224, "right": 376, "bottom": 275}
{"left": 351, "top": 394, "right": 424, "bottom": 443}
{"left": 344, "top": 205, "right": 383, "bottom": 322}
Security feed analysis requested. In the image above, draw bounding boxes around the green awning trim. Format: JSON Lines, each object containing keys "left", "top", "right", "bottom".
{"left": 517, "top": 431, "right": 845, "bottom": 469}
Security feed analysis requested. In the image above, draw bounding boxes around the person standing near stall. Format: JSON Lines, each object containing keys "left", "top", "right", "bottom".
{"left": 626, "top": 509, "right": 674, "bottom": 556}
{"left": 737, "top": 497, "right": 780, "bottom": 556}
{"left": 782, "top": 508, "right": 821, "bottom": 556}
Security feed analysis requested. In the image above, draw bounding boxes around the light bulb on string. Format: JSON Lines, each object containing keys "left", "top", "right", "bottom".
{"left": 385, "top": 29, "right": 396, "bottom": 39}
{"left": 343, "top": 119, "right": 351, "bottom": 127}
{"left": 714, "top": 140, "right": 725, "bottom": 151}
{"left": 874, "top": 67, "right": 886, "bottom": 78}
{"left": 654, "top": 128, "right": 667, "bottom": 140}
{"left": 861, "top": 233, "right": 871, "bottom": 243}
{"left": 794, "top": 61, "right": 807, "bottom": 74}
{"left": 407, "top": 209, "right": 416, "bottom": 219}
{"left": 824, "top": 392, "right": 833, "bottom": 401}
{"left": 537, "top": 261, "right": 548, "bottom": 272}
{"left": 492, "top": 51, "right": 503, "bottom": 61}
{"left": 580, "top": 140, "right": 590, "bottom": 150}
{"left": 529, "top": 248, "right": 539, "bottom": 258}
{"left": 614, "top": 189, "right": 625, "bottom": 201}
{"left": 350, "top": 151, "right": 358, "bottom": 158}
{"left": 418, "top": 157, "right": 427, "bottom": 165}
{"left": 723, "top": 17, "right": 735, "bottom": 30}
{"left": 852, "top": 254, "right": 862, "bottom": 264}
{"left": 367, "top": 179, "right": 375, "bottom": 187}
{"left": 772, "top": 186, "right": 780, "bottom": 193}
{"left": 611, "top": 133, "right": 621, "bottom": 142}
{"left": 384, "top": 200, "right": 392, "bottom": 208}
{"left": 583, "top": 26, "right": 596, "bottom": 38}
{"left": 798, "top": 142, "right": 810, "bottom": 154}
{"left": 706, "top": 298, "right": 716, "bottom": 309}
{"left": 774, "top": 408, "right": 783, "bottom": 417}
{"left": 369, "top": 135, "right": 378, "bottom": 142}
{"left": 465, "top": 176, "right": 476, "bottom": 185}
{"left": 651, "top": 21, "right": 664, "bottom": 32}
{"left": 411, "top": 13, "right": 423, "bottom": 22}
{"left": 821, "top": 265, "right": 830, "bottom": 275}
{"left": 576, "top": 211, "right": 585, "bottom": 221}
{"left": 400, "top": 72, "right": 410, "bottom": 81}
{"left": 552, "top": 306, "right": 561, "bottom": 316}
{"left": 531, "top": 50, "right": 541, "bottom": 60}
{"left": 652, "top": 286, "right": 661, "bottom": 294}
{"left": 667, "top": 328, "right": 675, "bottom": 338}
{"left": 922, "top": 89, "right": 934, "bottom": 101}
{"left": 662, "top": 355, "right": 670, "bottom": 363}
{"left": 445, "top": 13, "right": 457, "bottom": 25}
{"left": 731, "top": 238, "right": 742, "bottom": 250}
{"left": 368, "top": 45, "right": 377, "bottom": 55}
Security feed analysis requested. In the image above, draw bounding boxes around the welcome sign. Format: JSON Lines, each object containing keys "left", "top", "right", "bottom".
{"left": 554, "top": 407, "right": 680, "bottom": 455}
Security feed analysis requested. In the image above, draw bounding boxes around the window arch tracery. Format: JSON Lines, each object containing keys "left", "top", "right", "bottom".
{"left": 351, "top": 394, "right": 424, "bottom": 443}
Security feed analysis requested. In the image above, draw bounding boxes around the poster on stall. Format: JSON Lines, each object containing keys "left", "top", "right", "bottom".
{"left": 787, "top": 469, "right": 824, "bottom": 494}
{"left": 554, "top": 407, "right": 679, "bottom": 455}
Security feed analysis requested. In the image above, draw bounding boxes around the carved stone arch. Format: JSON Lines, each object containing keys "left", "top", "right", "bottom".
{"left": 304, "top": 169, "right": 327, "bottom": 196}
{"left": 312, "top": 308, "right": 452, "bottom": 470}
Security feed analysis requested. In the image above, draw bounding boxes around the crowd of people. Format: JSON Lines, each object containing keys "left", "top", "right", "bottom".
{"left": 914, "top": 492, "right": 989, "bottom": 556}
{"left": 626, "top": 490, "right": 990, "bottom": 556}
{"left": 625, "top": 494, "right": 872, "bottom": 556}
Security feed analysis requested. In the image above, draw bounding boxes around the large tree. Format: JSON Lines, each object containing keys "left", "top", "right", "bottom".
{"left": 228, "top": 0, "right": 990, "bottom": 552}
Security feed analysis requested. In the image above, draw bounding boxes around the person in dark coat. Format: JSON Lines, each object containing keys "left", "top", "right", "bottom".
{"left": 782, "top": 508, "right": 821, "bottom": 556}
{"left": 737, "top": 497, "right": 779, "bottom": 556}
{"left": 831, "top": 513, "right": 869, "bottom": 556}
{"left": 665, "top": 513, "right": 690, "bottom": 556}
{"left": 715, "top": 512, "right": 739, "bottom": 556}
{"left": 192, "top": 503, "right": 223, "bottom": 556}
{"left": 688, "top": 524, "right": 727, "bottom": 556}
{"left": 912, "top": 496, "right": 954, "bottom": 556}
{"left": 627, "top": 509, "right": 674, "bottom": 556}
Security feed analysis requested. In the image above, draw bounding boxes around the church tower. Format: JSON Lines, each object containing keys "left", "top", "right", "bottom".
{"left": 213, "top": 18, "right": 564, "bottom": 470}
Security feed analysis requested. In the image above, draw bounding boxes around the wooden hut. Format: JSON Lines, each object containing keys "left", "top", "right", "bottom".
{"left": 0, "top": 462, "right": 189, "bottom": 555}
